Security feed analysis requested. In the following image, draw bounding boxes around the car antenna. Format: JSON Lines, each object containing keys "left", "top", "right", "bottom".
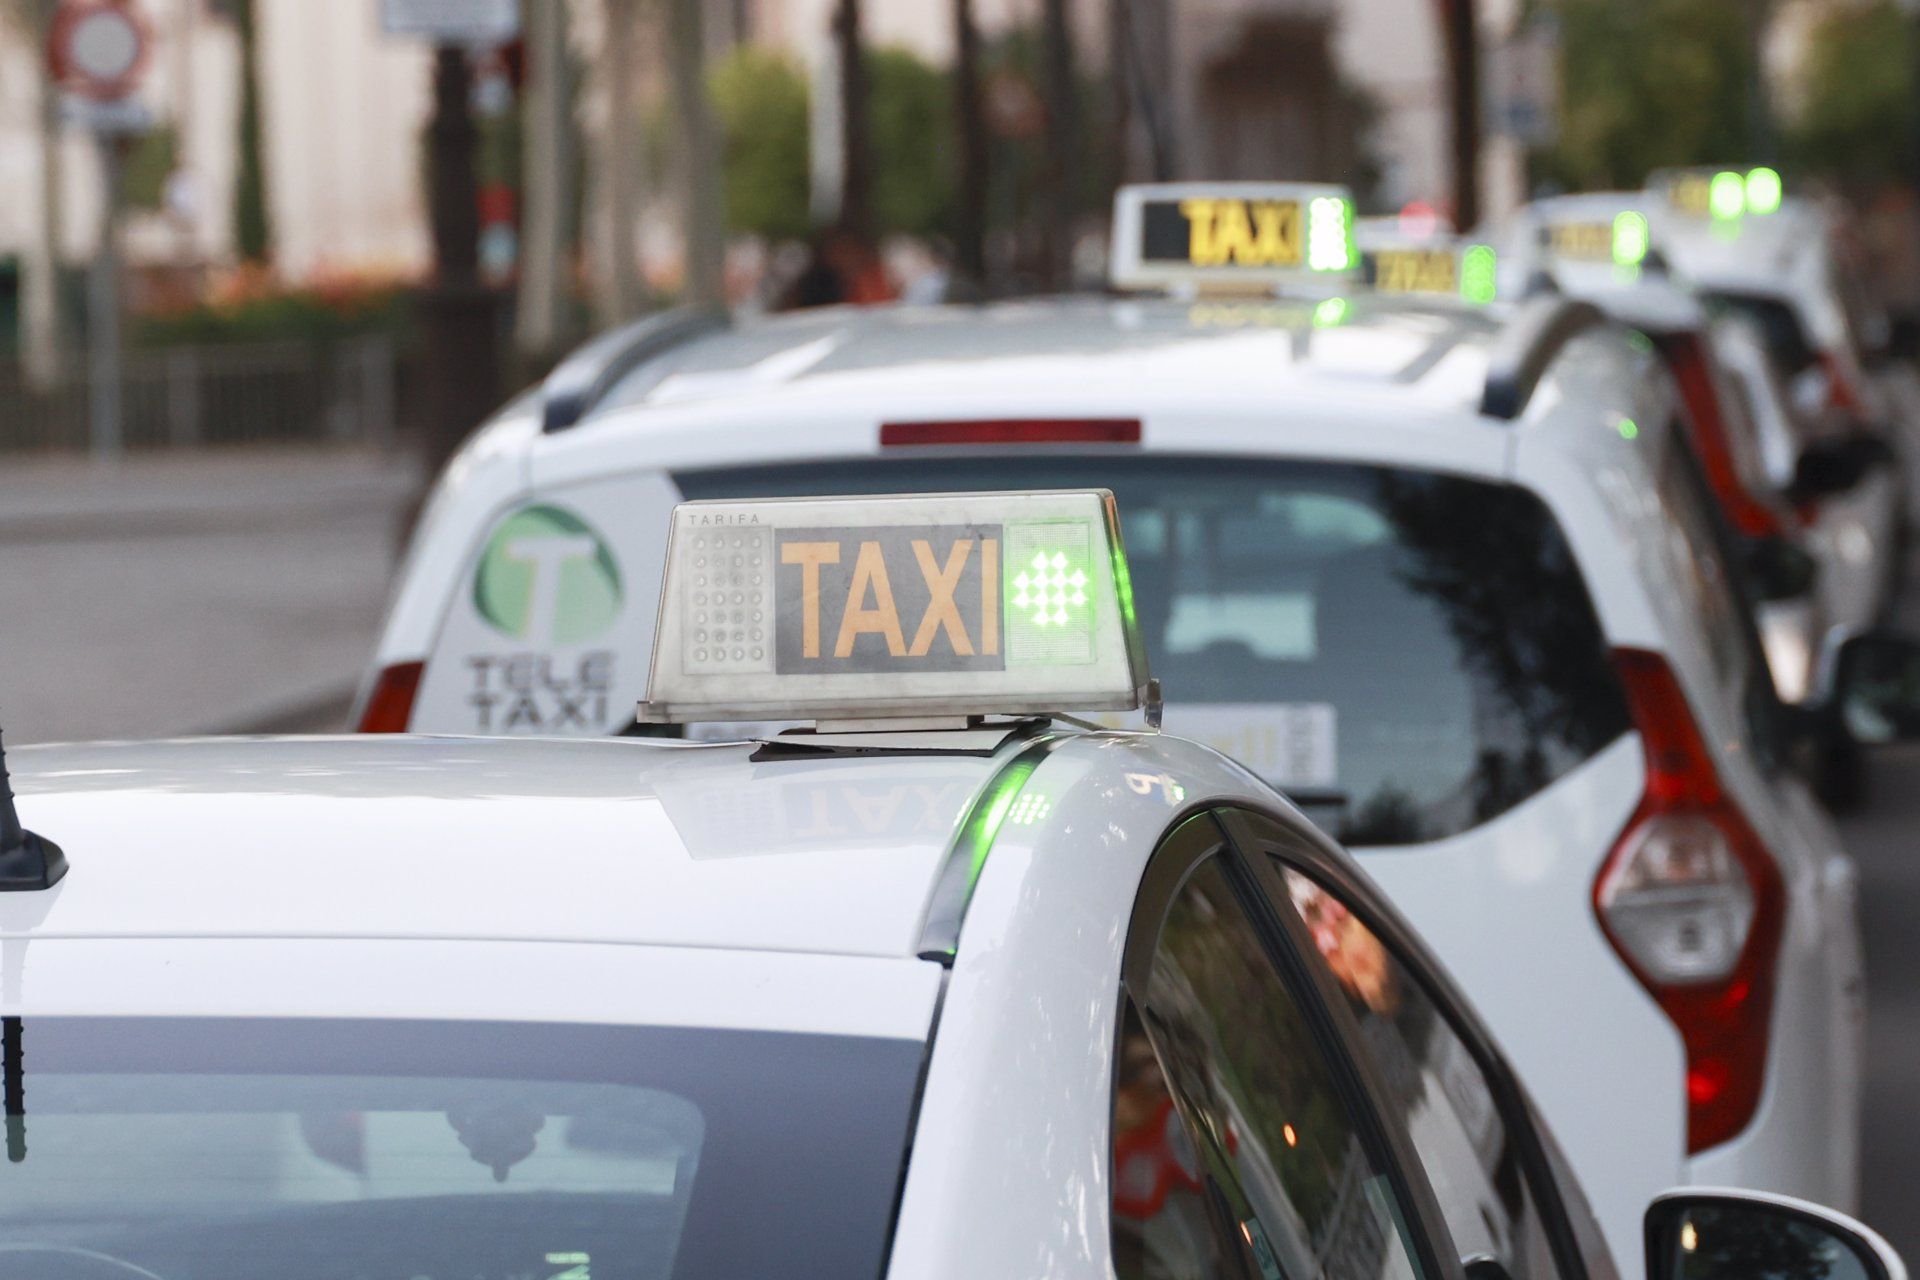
{"left": 0, "top": 726, "right": 67, "bottom": 892}
{"left": 3, "top": 1016, "right": 22, "bottom": 1163}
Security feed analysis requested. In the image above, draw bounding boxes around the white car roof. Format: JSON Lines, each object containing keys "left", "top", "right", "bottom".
{"left": 578, "top": 295, "right": 1508, "bottom": 427}
{"left": 1652, "top": 196, "right": 1831, "bottom": 296}
{"left": 4, "top": 729, "right": 1272, "bottom": 962}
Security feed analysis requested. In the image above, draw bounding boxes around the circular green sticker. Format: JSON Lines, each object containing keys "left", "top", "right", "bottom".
{"left": 473, "top": 505, "right": 623, "bottom": 644}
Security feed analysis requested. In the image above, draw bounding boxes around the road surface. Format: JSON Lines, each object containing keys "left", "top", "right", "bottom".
{"left": 0, "top": 448, "right": 417, "bottom": 744}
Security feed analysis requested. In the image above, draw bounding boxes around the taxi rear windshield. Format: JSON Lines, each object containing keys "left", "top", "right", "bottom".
{"left": 677, "top": 457, "right": 1631, "bottom": 845}
{"left": 0, "top": 1017, "right": 923, "bottom": 1280}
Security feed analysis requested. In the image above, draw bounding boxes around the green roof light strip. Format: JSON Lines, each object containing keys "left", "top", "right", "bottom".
{"left": 1306, "top": 196, "right": 1354, "bottom": 272}
{"left": 1612, "top": 211, "right": 1651, "bottom": 267}
{"left": 1460, "top": 244, "right": 1498, "bottom": 304}
{"left": 963, "top": 756, "right": 1043, "bottom": 890}
{"left": 916, "top": 743, "right": 1054, "bottom": 962}
{"left": 1745, "top": 166, "right": 1783, "bottom": 215}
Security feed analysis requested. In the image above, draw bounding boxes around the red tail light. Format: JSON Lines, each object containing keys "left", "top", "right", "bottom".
{"left": 1594, "top": 649, "right": 1785, "bottom": 1153}
{"left": 880, "top": 418, "right": 1142, "bottom": 447}
{"left": 356, "top": 661, "right": 425, "bottom": 733}
{"left": 1658, "top": 334, "right": 1789, "bottom": 539}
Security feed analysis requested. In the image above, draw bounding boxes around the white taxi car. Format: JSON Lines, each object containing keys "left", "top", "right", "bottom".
{"left": 1643, "top": 171, "right": 1909, "bottom": 628}
{"left": 356, "top": 184, "right": 1888, "bottom": 1266}
{"left": 5, "top": 490, "right": 1906, "bottom": 1280}
{"left": 1488, "top": 193, "right": 1835, "bottom": 701}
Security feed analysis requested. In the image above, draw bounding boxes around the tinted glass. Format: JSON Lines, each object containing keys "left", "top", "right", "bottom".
{"left": 1283, "top": 868, "right": 1566, "bottom": 1280}
{"left": 0, "top": 1018, "right": 923, "bottom": 1280}
{"left": 677, "top": 457, "right": 1630, "bottom": 845}
{"left": 1706, "top": 293, "right": 1819, "bottom": 377}
{"left": 1649, "top": 434, "right": 1784, "bottom": 765}
{"left": 1126, "top": 854, "right": 1426, "bottom": 1280}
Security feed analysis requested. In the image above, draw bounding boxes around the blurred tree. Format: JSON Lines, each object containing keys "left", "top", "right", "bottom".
{"left": 1790, "top": 0, "right": 1913, "bottom": 188}
{"left": 1039, "top": 0, "right": 1078, "bottom": 287}
{"left": 869, "top": 48, "right": 955, "bottom": 238}
{"left": 711, "top": 49, "right": 812, "bottom": 240}
{"left": 833, "top": 0, "right": 873, "bottom": 240}
{"left": 952, "top": 0, "right": 989, "bottom": 288}
{"left": 1538, "top": 0, "right": 1754, "bottom": 189}
{"left": 230, "top": 0, "right": 272, "bottom": 265}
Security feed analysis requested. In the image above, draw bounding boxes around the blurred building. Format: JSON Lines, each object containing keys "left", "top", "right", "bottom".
{"left": 0, "top": 0, "right": 432, "bottom": 299}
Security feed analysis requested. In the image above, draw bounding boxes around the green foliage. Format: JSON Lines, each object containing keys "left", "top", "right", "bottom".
{"left": 868, "top": 47, "right": 955, "bottom": 238}
{"left": 1540, "top": 0, "right": 1757, "bottom": 190}
{"left": 710, "top": 48, "right": 811, "bottom": 240}
{"left": 123, "top": 127, "right": 178, "bottom": 212}
{"left": 132, "top": 287, "right": 411, "bottom": 348}
{"left": 1791, "top": 0, "right": 1914, "bottom": 187}
{"left": 706, "top": 44, "right": 955, "bottom": 241}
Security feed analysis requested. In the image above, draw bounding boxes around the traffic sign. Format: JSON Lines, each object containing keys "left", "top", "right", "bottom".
{"left": 381, "top": 0, "right": 520, "bottom": 45}
{"left": 49, "top": 0, "right": 150, "bottom": 104}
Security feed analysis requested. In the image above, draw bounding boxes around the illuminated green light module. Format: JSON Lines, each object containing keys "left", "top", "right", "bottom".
{"left": 1006, "top": 523, "right": 1098, "bottom": 666}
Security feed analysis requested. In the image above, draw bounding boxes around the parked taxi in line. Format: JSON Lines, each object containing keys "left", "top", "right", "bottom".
{"left": 353, "top": 185, "right": 1920, "bottom": 1267}
{"left": 7, "top": 490, "right": 1909, "bottom": 1280}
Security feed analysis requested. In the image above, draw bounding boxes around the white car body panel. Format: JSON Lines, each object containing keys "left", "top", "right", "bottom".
{"left": 4, "top": 732, "right": 1295, "bottom": 1280}
{"left": 358, "top": 296, "right": 1866, "bottom": 1273}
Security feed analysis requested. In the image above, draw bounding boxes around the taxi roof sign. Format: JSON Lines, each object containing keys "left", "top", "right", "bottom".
{"left": 637, "top": 491, "right": 1151, "bottom": 726}
{"left": 1353, "top": 226, "right": 1499, "bottom": 304}
{"left": 1109, "top": 182, "right": 1356, "bottom": 291}
{"left": 1648, "top": 166, "right": 1785, "bottom": 220}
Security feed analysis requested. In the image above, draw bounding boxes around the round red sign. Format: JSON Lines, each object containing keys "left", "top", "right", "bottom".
{"left": 48, "top": 0, "right": 150, "bottom": 103}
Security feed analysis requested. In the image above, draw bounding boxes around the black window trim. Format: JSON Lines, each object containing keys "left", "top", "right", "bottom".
{"left": 1218, "top": 805, "right": 1605, "bottom": 1280}
{"left": 1114, "top": 809, "right": 1465, "bottom": 1280}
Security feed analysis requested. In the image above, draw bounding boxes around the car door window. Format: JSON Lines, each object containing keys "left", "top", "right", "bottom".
{"left": 1115, "top": 850, "right": 1429, "bottom": 1280}
{"left": 1279, "top": 866, "right": 1568, "bottom": 1280}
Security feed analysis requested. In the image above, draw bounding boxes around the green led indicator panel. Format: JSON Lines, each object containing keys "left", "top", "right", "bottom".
{"left": 1006, "top": 520, "right": 1098, "bottom": 666}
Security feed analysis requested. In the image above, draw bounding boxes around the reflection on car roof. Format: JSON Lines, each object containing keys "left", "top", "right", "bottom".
{"left": 590, "top": 296, "right": 1507, "bottom": 420}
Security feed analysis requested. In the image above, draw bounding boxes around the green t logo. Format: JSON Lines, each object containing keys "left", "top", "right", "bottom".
{"left": 473, "top": 506, "right": 623, "bottom": 644}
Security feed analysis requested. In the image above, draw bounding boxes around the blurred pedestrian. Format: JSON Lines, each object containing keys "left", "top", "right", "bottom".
{"left": 780, "top": 229, "right": 896, "bottom": 311}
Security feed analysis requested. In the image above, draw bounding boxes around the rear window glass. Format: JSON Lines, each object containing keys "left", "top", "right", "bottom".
{"left": 0, "top": 1017, "right": 923, "bottom": 1280}
{"left": 676, "top": 456, "right": 1630, "bottom": 845}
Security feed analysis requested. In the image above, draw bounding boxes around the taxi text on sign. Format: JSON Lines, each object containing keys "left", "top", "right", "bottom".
{"left": 776, "top": 524, "right": 1004, "bottom": 673}
{"left": 1142, "top": 198, "right": 1303, "bottom": 269}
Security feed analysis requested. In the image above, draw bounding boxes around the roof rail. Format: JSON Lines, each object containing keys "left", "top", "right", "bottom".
{"left": 541, "top": 306, "right": 731, "bottom": 433}
{"left": 1479, "top": 298, "right": 1606, "bottom": 421}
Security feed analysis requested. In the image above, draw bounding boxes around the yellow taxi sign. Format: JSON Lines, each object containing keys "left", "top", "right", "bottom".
{"left": 1110, "top": 182, "right": 1356, "bottom": 291}
{"left": 638, "top": 491, "right": 1150, "bottom": 725}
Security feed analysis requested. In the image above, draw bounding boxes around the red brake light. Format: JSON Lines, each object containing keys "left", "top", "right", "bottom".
{"left": 1594, "top": 648, "right": 1785, "bottom": 1153}
{"left": 356, "top": 661, "right": 425, "bottom": 734}
{"left": 879, "top": 419, "right": 1142, "bottom": 447}
{"left": 1658, "top": 334, "right": 1789, "bottom": 540}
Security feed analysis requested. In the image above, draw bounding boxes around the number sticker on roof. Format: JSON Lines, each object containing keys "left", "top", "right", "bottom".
{"left": 1110, "top": 183, "right": 1356, "bottom": 290}
{"left": 638, "top": 491, "right": 1151, "bottom": 725}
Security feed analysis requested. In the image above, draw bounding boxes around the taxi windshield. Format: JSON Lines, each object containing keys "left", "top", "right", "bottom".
{"left": 0, "top": 1017, "right": 923, "bottom": 1280}
{"left": 677, "top": 455, "right": 1631, "bottom": 845}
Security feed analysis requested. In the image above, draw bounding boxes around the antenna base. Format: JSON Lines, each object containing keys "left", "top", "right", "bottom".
{"left": 0, "top": 832, "right": 67, "bottom": 893}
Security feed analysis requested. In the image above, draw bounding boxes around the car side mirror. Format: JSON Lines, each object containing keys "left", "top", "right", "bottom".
{"left": 1791, "top": 435, "right": 1897, "bottom": 502}
{"left": 1745, "top": 535, "right": 1819, "bottom": 602}
{"left": 1645, "top": 1190, "right": 1906, "bottom": 1280}
{"left": 1830, "top": 630, "right": 1920, "bottom": 744}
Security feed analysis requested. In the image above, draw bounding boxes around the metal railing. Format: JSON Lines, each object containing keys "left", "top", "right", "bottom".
{"left": 0, "top": 336, "right": 401, "bottom": 454}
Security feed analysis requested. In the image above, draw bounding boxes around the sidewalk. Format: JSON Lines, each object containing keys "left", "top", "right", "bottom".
{"left": 0, "top": 447, "right": 422, "bottom": 744}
